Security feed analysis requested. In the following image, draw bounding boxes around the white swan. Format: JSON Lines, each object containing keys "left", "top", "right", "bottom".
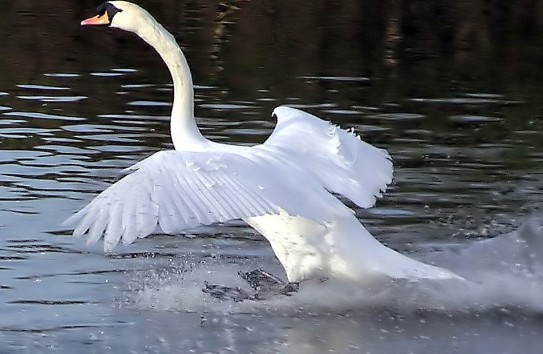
{"left": 67, "top": 1, "right": 461, "bottom": 285}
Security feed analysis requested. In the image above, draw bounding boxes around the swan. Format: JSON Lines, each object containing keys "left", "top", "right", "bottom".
{"left": 67, "top": 1, "right": 462, "bottom": 289}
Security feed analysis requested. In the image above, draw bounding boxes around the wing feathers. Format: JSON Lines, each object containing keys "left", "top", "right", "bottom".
{"left": 64, "top": 149, "right": 342, "bottom": 250}
{"left": 268, "top": 106, "right": 393, "bottom": 209}
{"left": 65, "top": 106, "right": 393, "bottom": 251}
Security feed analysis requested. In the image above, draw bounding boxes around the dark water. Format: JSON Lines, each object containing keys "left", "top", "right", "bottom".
{"left": 1, "top": 1, "right": 543, "bottom": 352}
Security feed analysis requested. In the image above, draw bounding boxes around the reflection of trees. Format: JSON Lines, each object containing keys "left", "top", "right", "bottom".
{"left": 0, "top": 1, "right": 541, "bottom": 78}
{"left": 0, "top": 0, "right": 542, "bottom": 152}
{"left": 212, "top": 1, "right": 250, "bottom": 55}
{"left": 0, "top": 0, "right": 542, "bottom": 110}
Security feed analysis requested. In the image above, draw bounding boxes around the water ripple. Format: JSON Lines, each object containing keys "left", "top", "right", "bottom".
{"left": 17, "top": 95, "right": 87, "bottom": 103}
{"left": 4, "top": 111, "right": 84, "bottom": 121}
{"left": 299, "top": 75, "right": 370, "bottom": 82}
{"left": 17, "top": 84, "right": 68, "bottom": 91}
{"left": 128, "top": 100, "right": 171, "bottom": 107}
{"left": 448, "top": 115, "right": 503, "bottom": 124}
{"left": 44, "top": 73, "right": 80, "bottom": 78}
{"left": 200, "top": 103, "right": 255, "bottom": 110}
{"left": 410, "top": 97, "right": 523, "bottom": 105}
{"left": 90, "top": 72, "right": 126, "bottom": 77}
{"left": 8, "top": 300, "right": 90, "bottom": 305}
{"left": 324, "top": 109, "right": 363, "bottom": 115}
{"left": 61, "top": 124, "right": 112, "bottom": 134}
{"left": 369, "top": 113, "right": 425, "bottom": 121}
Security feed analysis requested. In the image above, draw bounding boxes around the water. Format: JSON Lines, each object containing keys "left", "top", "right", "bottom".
{"left": 1, "top": 1, "right": 543, "bottom": 352}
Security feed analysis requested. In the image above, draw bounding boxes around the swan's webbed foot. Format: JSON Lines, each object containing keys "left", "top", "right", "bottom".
{"left": 250, "top": 281, "right": 299, "bottom": 300}
{"left": 202, "top": 269, "right": 300, "bottom": 302}
{"left": 238, "top": 269, "right": 299, "bottom": 300}
{"left": 278, "top": 282, "right": 299, "bottom": 296}
{"left": 202, "top": 281, "right": 252, "bottom": 302}
{"left": 238, "top": 269, "right": 284, "bottom": 292}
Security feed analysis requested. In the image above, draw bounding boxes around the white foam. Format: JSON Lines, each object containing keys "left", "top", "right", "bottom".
{"left": 125, "top": 216, "right": 543, "bottom": 315}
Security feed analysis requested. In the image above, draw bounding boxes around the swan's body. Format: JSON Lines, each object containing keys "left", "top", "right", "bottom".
{"left": 68, "top": 1, "right": 461, "bottom": 284}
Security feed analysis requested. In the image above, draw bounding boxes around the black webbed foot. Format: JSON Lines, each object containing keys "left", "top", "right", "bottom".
{"left": 202, "top": 281, "right": 252, "bottom": 302}
{"left": 239, "top": 269, "right": 299, "bottom": 300}
{"left": 202, "top": 269, "right": 300, "bottom": 302}
{"left": 278, "top": 282, "right": 299, "bottom": 296}
{"left": 238, "top": 269, "right": 284, "bottom": 292}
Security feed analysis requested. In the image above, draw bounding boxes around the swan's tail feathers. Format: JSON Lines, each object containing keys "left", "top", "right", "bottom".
{"left": 388, "top": 258, "right": 465, "bottom": 282}
{"left": 361, "top": 240, "right": 466, "bottom": 282}
{"left": 330, "top": 213, "right": 466, "bottom": 283}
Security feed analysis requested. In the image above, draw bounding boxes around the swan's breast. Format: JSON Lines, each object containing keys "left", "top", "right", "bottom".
{"left": 245, "top": 211, "right": 330, "bottom": 282}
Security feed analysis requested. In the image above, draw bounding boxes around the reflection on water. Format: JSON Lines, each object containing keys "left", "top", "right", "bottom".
{"left": 1, "top": 0, "right": 543, "bottom": 352}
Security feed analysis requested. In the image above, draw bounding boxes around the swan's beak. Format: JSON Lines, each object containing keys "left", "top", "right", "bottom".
{"left": 81, "top": 13, "right": 110, "bottom": 27}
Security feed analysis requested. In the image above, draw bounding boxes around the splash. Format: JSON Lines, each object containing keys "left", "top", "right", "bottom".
{"left": 127, "top": 216, "right": 543, "bottom": 315}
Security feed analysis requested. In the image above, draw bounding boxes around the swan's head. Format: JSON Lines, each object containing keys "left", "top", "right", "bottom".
{"left": 81, "top": 1, "right": 151, "bottom": 34}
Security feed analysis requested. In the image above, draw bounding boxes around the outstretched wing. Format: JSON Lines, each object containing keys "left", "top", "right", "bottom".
{"left": 64, "top": 149, "right": 343, "bottom": 251}
{"left": 266, "top": 106, "right": 393, "bottom": 209}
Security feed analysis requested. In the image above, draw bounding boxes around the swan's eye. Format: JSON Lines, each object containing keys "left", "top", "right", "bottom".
{"left": 96, "top": 3, "right": 107, "bottom": 16}
{"left": 95, "top": 2, "right": 123, "bottom": 22}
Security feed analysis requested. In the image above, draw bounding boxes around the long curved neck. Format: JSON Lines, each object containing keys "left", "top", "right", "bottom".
{"left": 134, "top": 17, "right": 207, "bottom": 150}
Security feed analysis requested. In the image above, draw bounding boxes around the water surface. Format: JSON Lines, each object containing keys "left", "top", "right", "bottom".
{"left": 1, "top": 1, "right": 543, "bottom": 353}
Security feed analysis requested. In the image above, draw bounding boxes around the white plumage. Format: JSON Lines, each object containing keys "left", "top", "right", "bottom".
{"left": 67, "top": 1, "right": 462, "bottom": 284}
{"left": 67, "top": 146, "right": 348, "bottom": 250}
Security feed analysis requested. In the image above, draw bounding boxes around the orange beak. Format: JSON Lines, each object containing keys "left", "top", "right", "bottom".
{"left": 81, "top": 13, "right": 110, "bottom": 26}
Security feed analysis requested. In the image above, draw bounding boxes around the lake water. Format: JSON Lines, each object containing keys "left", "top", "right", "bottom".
{"left": 1, "top": 1, "right": 543, "bottom": 353}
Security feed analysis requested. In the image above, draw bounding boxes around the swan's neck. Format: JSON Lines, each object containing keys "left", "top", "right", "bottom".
{"left": 135, "top": 18, "right": 207, "bottom": 150}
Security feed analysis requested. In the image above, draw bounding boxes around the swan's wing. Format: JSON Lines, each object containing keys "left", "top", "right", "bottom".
{"left": 266, "top": 106, "right": 393, "bottom": 209}
{"left": 64, "top": 150, "right": 343, "bottom": 251}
